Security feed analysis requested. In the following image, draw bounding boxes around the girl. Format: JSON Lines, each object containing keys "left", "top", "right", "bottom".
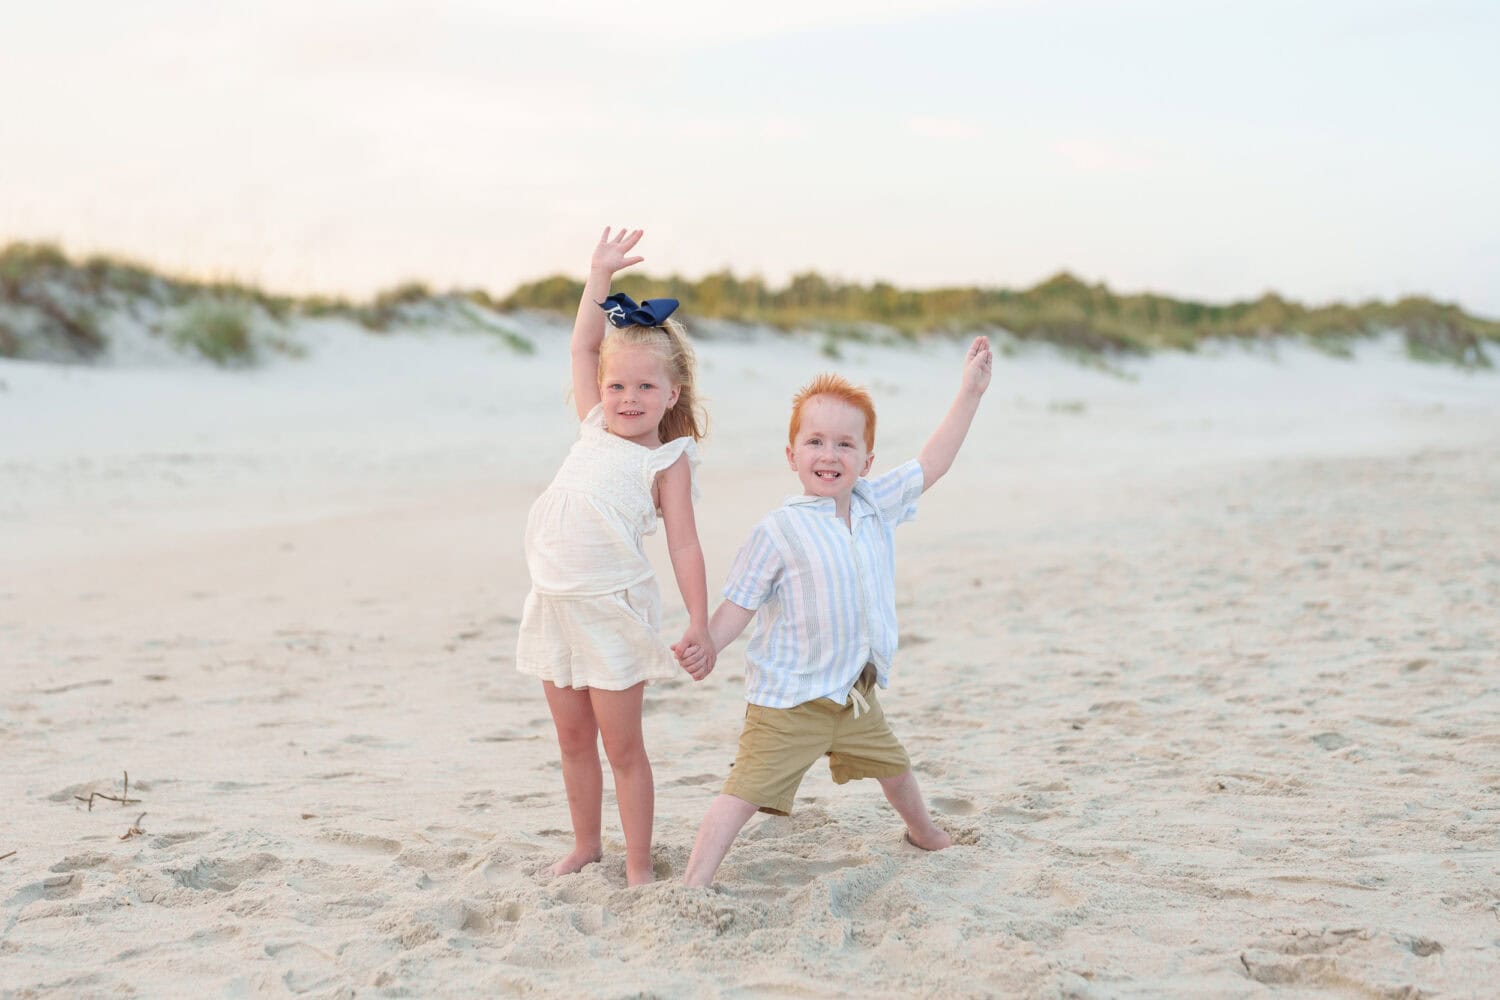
{"left": 516, "top": 227, "right": 715, "bottom": 886}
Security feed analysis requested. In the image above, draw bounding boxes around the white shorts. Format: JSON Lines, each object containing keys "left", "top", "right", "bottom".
{"left": 514, "top": 578, "right": 681, "bottom": 690}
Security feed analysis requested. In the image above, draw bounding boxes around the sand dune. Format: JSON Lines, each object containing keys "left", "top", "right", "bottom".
{"left": 2, "top": 323, "right": 1496, "bottom": 996}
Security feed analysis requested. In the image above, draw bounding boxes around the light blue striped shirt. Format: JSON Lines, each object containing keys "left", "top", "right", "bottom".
{"left": 722, "top": 459, "right": 924, "bottom": 709}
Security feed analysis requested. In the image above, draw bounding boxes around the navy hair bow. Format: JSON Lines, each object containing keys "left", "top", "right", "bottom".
{"left": 599, "top": 293, "right": 679, "bottom": 329}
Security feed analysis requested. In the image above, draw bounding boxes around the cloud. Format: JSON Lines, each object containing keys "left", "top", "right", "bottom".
{"left": 906, "top": 116, "right": 985, "bottom": 140}
{"left": 1050, "top": 138, "right": 1155, "bottom": 173}
{"left": 484, "top": 0, "right": 987, "bottom": 44}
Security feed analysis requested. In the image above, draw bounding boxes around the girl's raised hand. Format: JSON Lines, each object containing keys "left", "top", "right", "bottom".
{"left": 591, "top": 227, "right": 645, "bottom": 277}
{"left": 962, "top": 335, "right": 994, "bottom": 396}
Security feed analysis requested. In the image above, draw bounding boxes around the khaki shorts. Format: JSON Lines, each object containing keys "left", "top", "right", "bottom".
{"left": 723, "top": 667, "right": 911, "bottom": 816}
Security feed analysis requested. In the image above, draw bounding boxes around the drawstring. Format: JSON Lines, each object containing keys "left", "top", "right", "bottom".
{"left": 848, "top": 686, "right": 870, "bottom": 719}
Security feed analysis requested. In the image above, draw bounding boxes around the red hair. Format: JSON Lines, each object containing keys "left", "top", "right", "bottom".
{"left": 788, "top": 373, "right": 877, "bottom": 451}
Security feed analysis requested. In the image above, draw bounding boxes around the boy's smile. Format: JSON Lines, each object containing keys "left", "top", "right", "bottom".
{"left": 786, "top": 395, "right": 874, "bottom": 519}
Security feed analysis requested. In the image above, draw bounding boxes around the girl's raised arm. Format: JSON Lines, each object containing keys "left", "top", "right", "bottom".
{"left": 571, "top": 227, "right": 645, "bottom": 420}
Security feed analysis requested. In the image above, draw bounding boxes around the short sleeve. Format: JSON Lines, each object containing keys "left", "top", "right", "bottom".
{"left": 722, "top": 521, "right": 783, "bottom": 611}
{"left": 869, "top": 459, "right": 923, "bottom": 526}
{"left": 643, "top": 436, "right": 701, "bottom": 503}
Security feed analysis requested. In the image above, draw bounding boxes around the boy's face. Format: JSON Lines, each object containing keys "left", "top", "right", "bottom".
{"left": 786, "top": 395, "right": 874, "bottom": 504}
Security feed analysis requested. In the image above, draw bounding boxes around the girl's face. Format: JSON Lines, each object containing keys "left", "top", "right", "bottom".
{"left": 599, "top": 344, "right": 679, "bottom": 446}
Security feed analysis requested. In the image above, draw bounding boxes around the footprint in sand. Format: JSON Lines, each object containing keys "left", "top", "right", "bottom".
{"left": 738, "top": 855, "right": 866, "bottom": 889}
{"left": 170, "top": 854, "right": 281, "bottom": 892}
{"left": 482, "top": 859, "right": 535, "bottom": 887}
{"left": 471, "top": 731, "right": 541, "bottom": 743}
{"left": 317, "top": 831, "right": 402, "bottom": 857}
{"left": 265, "top": 941, "right": 339, "bottom": 994}
{"left": 49, "top": 852, "right": 117, "bottom": 873}
{"left": 931, "top": 796, "right": 976, "bottom": 816}
{"left": 666, "top": 772, "right": 722, "bottom": 787}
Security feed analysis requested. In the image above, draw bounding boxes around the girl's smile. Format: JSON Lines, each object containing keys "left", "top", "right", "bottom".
{"left": 599, "top": 343, "right": 679, "bottom": 446}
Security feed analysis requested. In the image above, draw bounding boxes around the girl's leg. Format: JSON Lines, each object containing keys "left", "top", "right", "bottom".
{"left": 542, "top": 681, "right": 604, "bottom": 875}
{"left": 876, "top": 771, "right": 953, "bottom": 851}
{"left": 589, "top": 682, "right": 655, "bottom": 885}
{"left": 682, "top": 794, "right": 760, "bottom": 887}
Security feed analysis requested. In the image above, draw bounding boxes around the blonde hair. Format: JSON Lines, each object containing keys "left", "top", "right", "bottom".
{"left": 789, "top": 373, "right": 877, "bottom": 451}
{"left": 598, "top": 318, "right": 707, "bottom": 442}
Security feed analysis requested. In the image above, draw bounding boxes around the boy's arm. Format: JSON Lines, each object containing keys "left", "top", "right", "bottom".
{"left": 675, "top": 600, "right": 755, "bottom": 681}
{"left": 677, "top": 523, "right": 777, "bottom": 680}
{"left": 917, "top": 335, "right": 993, "bottom": 492}
{"left": 570, "top": 227, "right": 644, "bottom": 421}
{"left": 707, "top": 600, "right": 756, "bottom": 652}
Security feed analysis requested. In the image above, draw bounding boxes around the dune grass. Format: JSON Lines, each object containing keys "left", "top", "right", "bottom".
{"left": 501, "top": 269, "right": 1500, "bottom": 368}
{"left": 169, "top": 299, "right": 257, "bottom": 366}
{"left": 3, "top": 241, "right": 1496, "bottom": 368}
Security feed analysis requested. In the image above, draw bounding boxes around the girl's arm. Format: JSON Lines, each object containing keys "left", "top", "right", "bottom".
{"left": 917, "top": 335, "right": 993, "bottom": 492}
{"left": 571, "top": 227, "right": 645, "bottom": 421}
{"left": 657, "top": 453, "right": 716, "bottom": 676}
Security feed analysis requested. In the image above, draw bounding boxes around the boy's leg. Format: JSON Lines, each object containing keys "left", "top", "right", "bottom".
{"left": 877, "top": 771, "right": 952, "bottom": 851}
{"left": 683, "top": 794, "right": 760, "bottom": 887}
{"left": 827, "top": 671, "right": 952, "bottom": 852}
{"left": 541, "top": 681, "right": 604, "bottom": 875}
{"left": 589, "top": 682, "right": 656, "bottom": 886}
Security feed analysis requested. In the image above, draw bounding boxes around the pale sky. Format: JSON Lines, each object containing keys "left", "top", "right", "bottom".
{"left": 3, "top": 0, "right": 1497, "bottom": 315}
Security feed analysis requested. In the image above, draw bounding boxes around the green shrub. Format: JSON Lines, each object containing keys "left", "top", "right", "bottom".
{"left": 170, "top": 299, "right": 257, "bottom": 365}
{"left": 0, "top": 242, "right": 69, "bottom": 288}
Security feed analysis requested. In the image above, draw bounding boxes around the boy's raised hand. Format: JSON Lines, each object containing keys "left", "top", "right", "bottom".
{"left": 962, "top": 335, "right": 994, "bottom": 396}
{"left": 592, "top": 227, "right": 645, "bottom": 276}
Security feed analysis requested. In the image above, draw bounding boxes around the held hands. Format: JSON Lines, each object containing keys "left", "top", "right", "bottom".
{"left": 962, "top": 335, "right": 994, "bottom": 397}
{"left": 671, "top": 626, "right": 716, "bottom": 682}
{"left": 592, "top": 227, "right": 645, "bottom": 278}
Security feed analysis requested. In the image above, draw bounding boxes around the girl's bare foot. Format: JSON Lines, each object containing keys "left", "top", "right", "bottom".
{"left": 625, "top": 851, "right": 654, "bottom": 886}
{"left": 548, "top": 846, "right": 602, "bottom": 877}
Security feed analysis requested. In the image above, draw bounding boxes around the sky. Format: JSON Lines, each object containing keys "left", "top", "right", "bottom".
{"left": 3, "top": 0, "right": 1498, "bottom": 315}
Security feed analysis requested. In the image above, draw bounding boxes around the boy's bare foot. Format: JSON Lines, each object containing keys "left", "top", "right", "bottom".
{"left": 903, "top": 827, "right": 953, "bottom": 851}
{"left": 548, "top": 846, "right": 603, "bottom": 877}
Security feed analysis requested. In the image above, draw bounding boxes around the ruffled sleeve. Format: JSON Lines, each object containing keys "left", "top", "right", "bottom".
{"left": 643, "top": 436, "right": 701, "bottom": 503}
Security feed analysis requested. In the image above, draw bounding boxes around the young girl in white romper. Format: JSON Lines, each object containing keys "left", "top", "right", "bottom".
{"left": 516, "top": 228, "right": 716, "bottom": 886}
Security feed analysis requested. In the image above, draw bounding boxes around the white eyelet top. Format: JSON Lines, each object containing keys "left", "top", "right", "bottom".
{"left": 524, "top": 404, "right": 700, "bottom": 597}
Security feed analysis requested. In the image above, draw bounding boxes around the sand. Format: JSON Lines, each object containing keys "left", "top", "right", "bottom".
{"left": 2, "top": 322, "right": 1497, "bottom": 997}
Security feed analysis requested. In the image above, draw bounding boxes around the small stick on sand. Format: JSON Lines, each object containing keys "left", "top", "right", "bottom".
{"left": 38, "top": 678, "right": 113, "bottom": 695}
{"left": 0, "top": 851, "right": 16, "bottom": 861}
{"left": 120, "top": 814, "right": 147, "bottom": 840}
{"left": 73, "top": 771, "right": 142, "bottom": 811}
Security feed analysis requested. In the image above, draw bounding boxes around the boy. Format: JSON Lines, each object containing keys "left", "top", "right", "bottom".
{"left": 674, "top": 336, "right": 993, "bottom": 887}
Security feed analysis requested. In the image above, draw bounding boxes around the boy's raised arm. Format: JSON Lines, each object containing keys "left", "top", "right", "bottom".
{"left": 917, "top": 335, "right": 993, "bottom": 492}
{"left": 571, "top": 227, "right": 645, "bottom": 421}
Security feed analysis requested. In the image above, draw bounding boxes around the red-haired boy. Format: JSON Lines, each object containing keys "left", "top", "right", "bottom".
{"left": 675, "top": 337, "right": 994, "bottom": 886}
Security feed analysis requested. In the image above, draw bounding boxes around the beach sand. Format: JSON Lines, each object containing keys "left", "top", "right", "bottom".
{"left": 2, "top": 323, "right": 1497, "bottom": 997}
